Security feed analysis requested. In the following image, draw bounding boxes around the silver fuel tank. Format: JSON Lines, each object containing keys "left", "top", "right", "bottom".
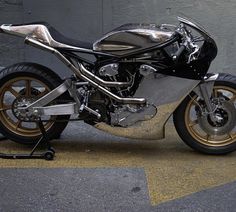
{"left": 93, "top": 24, "right": 175, "bottom": 56}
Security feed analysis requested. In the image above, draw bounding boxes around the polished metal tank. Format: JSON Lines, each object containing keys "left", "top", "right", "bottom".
{"left": 93, "top": 24, "right": 174, "bottom": 56}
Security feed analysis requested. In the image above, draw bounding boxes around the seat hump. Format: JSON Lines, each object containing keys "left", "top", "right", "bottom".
{"left": 11, "top": 22, "right": 93, "bottom": 50}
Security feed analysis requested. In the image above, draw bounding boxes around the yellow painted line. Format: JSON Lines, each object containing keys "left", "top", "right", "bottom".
{"left": 1, "top": 123, "right": 236, "bottom": 205}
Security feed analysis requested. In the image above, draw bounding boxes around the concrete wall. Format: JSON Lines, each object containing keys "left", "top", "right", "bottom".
{"left": 0, "top": 0, "right": 235, "bottom": 77}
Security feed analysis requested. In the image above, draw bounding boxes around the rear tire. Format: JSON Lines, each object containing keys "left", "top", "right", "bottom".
{"left": 174, "top": 73, "right": 236, "bottom": 155}
{"left": 0, "top": 63, "right": 70, "bottom": 145}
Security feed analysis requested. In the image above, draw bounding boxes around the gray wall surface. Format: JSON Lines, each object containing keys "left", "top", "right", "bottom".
{"left": 0, "top": 0, "right": 235, "bottom": 77}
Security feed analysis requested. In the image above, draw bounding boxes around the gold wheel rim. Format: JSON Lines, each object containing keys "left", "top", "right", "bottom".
{"left": 185, "top": 85, "right": 236, "bottom": 147}
{"left": 0, "top": 77, "right": 54, "bottom": 137}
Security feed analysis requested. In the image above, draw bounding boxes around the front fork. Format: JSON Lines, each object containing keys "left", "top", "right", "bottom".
{"left": 193, "top": 73, "right": 219, "bottom": 122}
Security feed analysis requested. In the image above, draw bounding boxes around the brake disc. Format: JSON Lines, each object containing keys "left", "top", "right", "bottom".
{"left": 198, "top": 101, "right": 236, "bottom": 136}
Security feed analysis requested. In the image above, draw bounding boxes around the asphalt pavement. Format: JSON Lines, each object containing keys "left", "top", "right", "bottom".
{"left": 0, "top": 122, "right": 236, "bottom": 212}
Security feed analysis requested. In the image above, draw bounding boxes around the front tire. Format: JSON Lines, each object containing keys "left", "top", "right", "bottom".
{"left": 0, "top": 63, "right": 70, "bottom": 145}
{"left": 174, "top": 73, "right": 236, "bottom": 155}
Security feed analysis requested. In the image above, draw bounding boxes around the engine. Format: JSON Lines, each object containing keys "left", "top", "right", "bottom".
{"left": 97, "top": 63, "right": 142, "bottom": 97}
{"left": 79, "top": 62, "right": 158, "bottom": 127}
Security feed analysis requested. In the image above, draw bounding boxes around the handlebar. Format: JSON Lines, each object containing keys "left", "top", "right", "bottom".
{"left": 173, "top": 45, "right": 186, "bottom": 62}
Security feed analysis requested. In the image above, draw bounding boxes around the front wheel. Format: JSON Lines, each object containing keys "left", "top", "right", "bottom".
{"left": 174, "top": 73, "right": 236, "bottom": 155}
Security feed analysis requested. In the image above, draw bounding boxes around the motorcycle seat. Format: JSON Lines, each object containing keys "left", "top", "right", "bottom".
{"left": 10, "top": 22, "right": 93, "bottom": 50}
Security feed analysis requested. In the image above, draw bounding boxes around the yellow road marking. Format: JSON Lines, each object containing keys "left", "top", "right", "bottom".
{"left": 1, "top": 123, "right": 236, "bottom": 205}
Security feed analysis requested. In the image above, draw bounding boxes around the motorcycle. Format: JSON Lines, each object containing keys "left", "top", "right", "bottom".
{"left": 0, "top": 17, "right": 235, "bottom": 155}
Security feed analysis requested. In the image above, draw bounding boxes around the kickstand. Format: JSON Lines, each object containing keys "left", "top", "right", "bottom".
{"left": 0, "top": 119, "right": 55, "bottom": 161}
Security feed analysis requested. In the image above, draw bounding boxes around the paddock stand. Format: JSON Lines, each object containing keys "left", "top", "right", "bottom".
{"left": 0, "top": 119, "right": 55, "bottom": 161}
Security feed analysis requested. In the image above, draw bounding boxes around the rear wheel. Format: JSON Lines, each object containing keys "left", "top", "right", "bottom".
{"left": 174, "top": 73, "right": 236, "bottom": 155}
{"left": 0, "top": 63, "right": 70, "bottom": 145}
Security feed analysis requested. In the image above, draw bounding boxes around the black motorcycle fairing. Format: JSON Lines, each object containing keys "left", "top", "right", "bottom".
{"left": 93, "top": 18, "right": 217, "bottom": 81}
